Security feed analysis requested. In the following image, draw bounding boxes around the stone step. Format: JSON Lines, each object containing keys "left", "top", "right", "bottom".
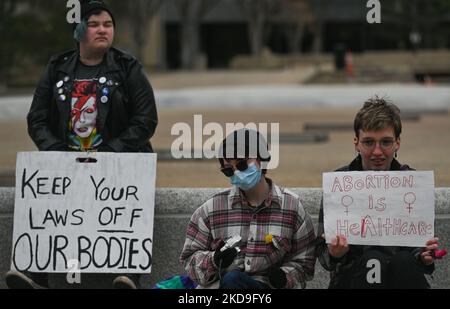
{"left": 1, "top": 187, "right": 449, "bottom": 289}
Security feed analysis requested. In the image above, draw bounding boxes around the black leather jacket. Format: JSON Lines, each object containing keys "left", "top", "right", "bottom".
{"left": 27, "top": 47, "right": 158, "bottom": 152}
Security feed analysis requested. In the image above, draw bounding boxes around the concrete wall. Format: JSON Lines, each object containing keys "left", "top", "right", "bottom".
{"left": 0, "top": 187, "right": 449, "bottom": 289}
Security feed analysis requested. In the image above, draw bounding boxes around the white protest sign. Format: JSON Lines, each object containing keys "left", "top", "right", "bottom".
{"left": 322, "top": 171, "right": 434, "bottom": 247}
{"left": 11, "top": 152, "right": 157, "bottom": 273}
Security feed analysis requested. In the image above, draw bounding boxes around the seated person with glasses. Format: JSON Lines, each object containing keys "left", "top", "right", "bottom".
{"left": 180, "top": 129, "right": 316, "bottom": 289}
{"left": 316, "top": 96, "right": 441, "bottom": 289}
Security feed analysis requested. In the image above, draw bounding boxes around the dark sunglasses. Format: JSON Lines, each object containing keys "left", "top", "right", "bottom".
{"left": 220, "top": 159, "right": 249, "bottom": 177}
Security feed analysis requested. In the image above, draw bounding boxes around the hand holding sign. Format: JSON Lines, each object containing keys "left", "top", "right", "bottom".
{"left": 420, "top": 237, "right": 444, "bottom": 265}
{"left": 328, "top": 235, "right": 349, "bottom": 259}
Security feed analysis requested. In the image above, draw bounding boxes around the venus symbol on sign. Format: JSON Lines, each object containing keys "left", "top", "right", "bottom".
{"left": 341, "top": 195, "right": 354, "bottom": 215}
{"left": 404, "top": 192, "right": 416, "bottom": 214}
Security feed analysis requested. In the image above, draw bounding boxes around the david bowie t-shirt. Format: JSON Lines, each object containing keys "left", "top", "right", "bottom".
{"left": 67, "top": 62, "right": 103, "bottom": 151}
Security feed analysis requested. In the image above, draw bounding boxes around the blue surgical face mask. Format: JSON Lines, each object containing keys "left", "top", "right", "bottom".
{"left": 230, "top": 162, "right": 262, "bottom": 191}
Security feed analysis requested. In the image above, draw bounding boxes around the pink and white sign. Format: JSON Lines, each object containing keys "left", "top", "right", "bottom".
{"left": 322, "top": 171, "right": 435, "bottom": 247}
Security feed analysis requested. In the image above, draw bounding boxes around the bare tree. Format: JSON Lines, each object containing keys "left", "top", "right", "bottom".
{"left": 238, "top": 0, "right": 280, "bottom": 56}
{"left": 280, "top": 0, "right": 314, "bottom": 54}
{"left": 175, "top": 0, "right": 221, "bottom": 69}
{"left": 109, "top": 0, "right": 164, "bottom": 62}
{"left": 109, "top": 0, "right": 163, "bottom": 61}
{"left": 310, "top": 0, "right": 326, "bottom": 53}
{"left": 129, "top": 0, "right": 164, "bottom": 60}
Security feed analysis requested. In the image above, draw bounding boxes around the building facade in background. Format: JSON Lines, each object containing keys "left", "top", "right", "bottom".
{"left": 119, "top": 0, "right": 450, "bottom": 69}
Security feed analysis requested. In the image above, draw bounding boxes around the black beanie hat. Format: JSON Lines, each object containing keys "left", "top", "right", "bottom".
{"left": 78, "top": 0, "right": 115, "bottom": 26}
{"left": 218, "top": 129, "right": 271, "bottom": 168}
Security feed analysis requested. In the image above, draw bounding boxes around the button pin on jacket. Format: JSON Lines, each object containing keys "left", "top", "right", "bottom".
{"left": 58, "top": 94, "right": 66, "bottom": 102}
{"left": 101, "top": 96, "right": 109, "bottom": 104}
{"left": 64, "top": 76, "right": 70, "bottom": 82}
{"left": 99, "top": 77, "right": 107, "bottom": 84}
{"left": 56, "top": 80, "right": 64, "bottom": 88}
{"left": 102, "top": 87, "right": 110, "bottom": 96}
{"left": 58, "top": 88, "right": 64, "bottom": 94}
{"left": 107, "top": 80, "right": 114, "bottom": 86}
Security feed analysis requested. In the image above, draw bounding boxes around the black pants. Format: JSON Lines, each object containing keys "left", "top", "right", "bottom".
{"left": 219, "top": 270, "right": 270, "bottom": 289}
{"left": 335, "top": 250, "right": 430, "bottom": 289}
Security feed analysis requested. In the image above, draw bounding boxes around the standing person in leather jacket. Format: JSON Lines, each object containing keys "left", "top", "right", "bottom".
{"left": 6, "top": 0, "right": 157, "bottom": 289}
{"left": 316, "top": 97, "right": 442, "bottom": 289}
{"left": 180, "top": 129, "right": 316, "bottom": 289}
{"left": 27, "top": 0, "right": 157, "bottom": 153}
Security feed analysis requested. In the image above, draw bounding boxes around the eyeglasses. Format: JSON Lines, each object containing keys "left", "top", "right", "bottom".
{"left": 359, "top": 138, "right": 396, "bottom": 150}
{"left": 220, "top": 159, "right": 249, "bottom": 177}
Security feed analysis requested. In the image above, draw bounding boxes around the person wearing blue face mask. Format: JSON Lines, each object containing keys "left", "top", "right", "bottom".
{"left": 180, "top": 129, "right": 316, "bottom": 289}
{"left": 230, "top": 160, "right": 262, "bottom": 191}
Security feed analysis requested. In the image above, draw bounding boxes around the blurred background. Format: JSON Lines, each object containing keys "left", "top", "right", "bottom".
{"left": 0, "top": 0, "right": 449, "bottom": 188}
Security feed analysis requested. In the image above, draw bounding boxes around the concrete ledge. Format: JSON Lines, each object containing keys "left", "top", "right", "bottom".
{"left": 1, "top": 187, "right": 449, "bottom": 289}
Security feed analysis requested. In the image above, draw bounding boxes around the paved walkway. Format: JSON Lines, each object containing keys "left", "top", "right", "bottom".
{"left": 1, "top": 74, "right": 449, "bottom": 187}
{"left": 2, "top": 84, "right": 450, "bottom": 121}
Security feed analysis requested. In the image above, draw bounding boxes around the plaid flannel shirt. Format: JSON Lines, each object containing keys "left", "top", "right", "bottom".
{"left": 180, "top": 179, "right": 316, "bottom": 288}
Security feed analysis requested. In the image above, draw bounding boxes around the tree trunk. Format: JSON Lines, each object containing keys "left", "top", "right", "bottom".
{"left": 286, "top": 23, "right": 304, "bottom": 54}
{"left": 131, "top": 16, "right": 148, "bottom": 60}
{"left": 178, "top": 0, "right": 219, "bottom": 69}
{"left": 158, "top": 15, "right": 167, "bottom": 70}
{"left": 312, "top": 22, "right": 323, "bottom": 53}
{"left": 181, "top": 17, "right": 200, "bottom": 69}
{"left": 128, "top": 0, "right": 163, "bottom": 62}
{"left": 241, "top": 0, "right": 276, "bottom": 57}
{"left": 311, "top": 0, "right": 324, "bottom": 53}
{"left": 179, "top": 0, "right": 200, "bottom": 70}
{"left": 248, "top": 11, "right": 264, "bottom": 56}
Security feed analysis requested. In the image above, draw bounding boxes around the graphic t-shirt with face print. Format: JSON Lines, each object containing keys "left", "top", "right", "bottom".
{"left": 68, "top": 62, "right": 103, "bottom": 151}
